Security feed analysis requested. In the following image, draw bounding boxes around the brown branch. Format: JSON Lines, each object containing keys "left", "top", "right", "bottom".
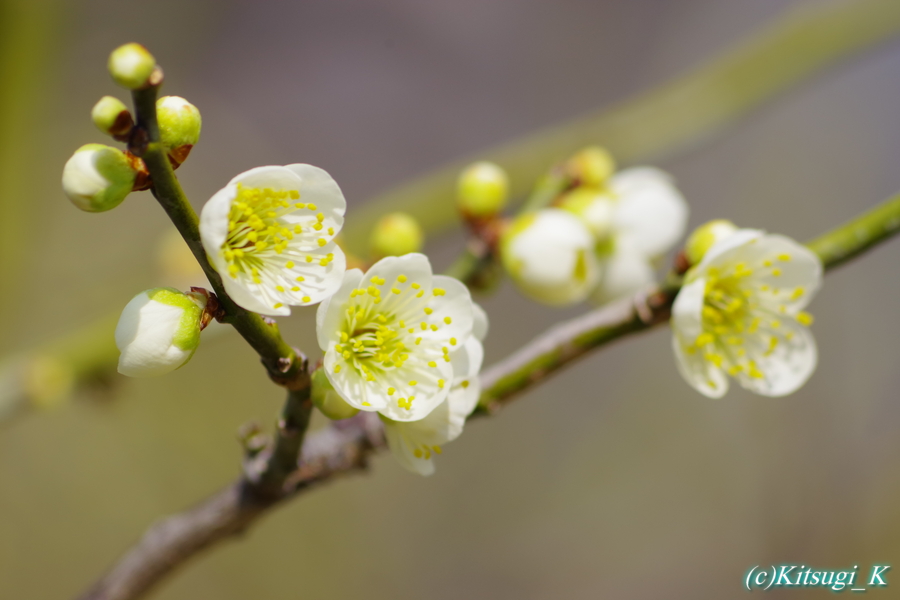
{"left": 75, "top": 185, "right": 900, "bottom": 600}
{"left": 75, "top": 289, "right": 664, "bottom": 600}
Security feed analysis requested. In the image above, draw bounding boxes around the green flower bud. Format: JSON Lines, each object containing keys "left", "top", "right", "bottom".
{"left": 457, "top": 161, "right": 509, "bottom": 218}
{"left": 91, "top": 96, "right": 133, "bottom": 138}
{"left": 311, "top": 369, "right": 359, "bottom": 420}
{"left": 157, "top": 96, "right": 202, "bottom": 163}
{"left": 108, "top": 43, "right": 157, "bottom": 90}
{"left": 566, "top": 146, "right": 616, "bottom": 187}
{"left": 62, "top": 143, "right": 137, "bottom": 212}
{"left": 370, "top": 212, "right": 424, "bottom": 259}
{"left": 685, "top": 219, "right": 739, "bottom": 265}
{"left": 115, "top": 288, "right": 207, "bottom": 377}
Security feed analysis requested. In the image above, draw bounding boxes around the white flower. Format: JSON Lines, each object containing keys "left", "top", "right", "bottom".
{"left": 115, "top": 288, "right": 207, "bottom": 377}
{"left": 316, "top": 253, "right": 476, "bottom": 422}
{"left": 561, "top": 167, "right": 688, "bottom": 304}
{"left": 671, "top": 229, "right": 822, "bottom": 398}
{"left": 200, "top": 164, "right": 347, "bottom": 316}
{"left": 382, "top": 303, "right": 488, "bottom": 476}
{"left": 500, "top": 208, "right": 599, "bottom": 306}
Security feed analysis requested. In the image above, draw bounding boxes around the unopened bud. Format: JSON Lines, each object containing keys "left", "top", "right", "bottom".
{"left": 566, "top": 146, "right": 616, "bottom": 188}
{"left": 108, "top": 43, "right": 157, "bottom": 90}
{"left": 115, "top": 288, "right": 207, "bottom": 377}
{"left": 685, "top": 219, "right": 739, "bottom": 265}
{"left": 500, "top": 209, "right": 599, "bottom": 306}
{"left": 91, "top": 96, "right": 134, "bottom": 138}
{"left": 370, "top": 212, "right": 424, "bottom": 259}
{"left": 457, "top": 161, "right": 509, "bottom": 218}
{"left": 557, "top": 187, "right": 616, "bottom": 239}
{"left": 62, "top": 143, "right": 137, "bottom": 212}
{"left": 311, "top": 369, "right": 359, "bottom": 420}
{"left": 157, "top": 96, "right": 201, "bottom": 165}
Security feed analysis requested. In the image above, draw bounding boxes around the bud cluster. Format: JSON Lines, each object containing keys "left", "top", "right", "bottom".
{"left": 62, "top": 43, "right": 201, "bottom": 213}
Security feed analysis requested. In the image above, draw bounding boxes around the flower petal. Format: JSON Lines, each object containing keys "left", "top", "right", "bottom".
{"left": 671, "top": 277, "right": 706, "bottom": 345}
{"left": 503, "top": 209, "right": 599, "bottom": 306}
{"left": 590, "top": 236, "right": 657, "bottom": 304}
{"left": 611, "top": 167, "right": 688, "bottom": 258}
{"left": 228, "top": 165, "right": 303, "bottom": 190}
{"left": 471, "top": 303, "right": 489, "bottom": 342}
{"left": 672, "top": 334, "right": 728, "bottom": 399}
{"left": 735, "top": 318, "right": 817, "bottom": 397}
{"left": 723, "top": 234, "right": 823, "bottom": 313}
{"left": 316, "top": 268, "right": 364, "bottom": 350}
{"left": 383, "top": 418, "right": 438, "bottom": 476}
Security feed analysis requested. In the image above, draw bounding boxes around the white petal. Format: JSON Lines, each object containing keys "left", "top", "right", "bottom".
{"left": 735, "top": 319, "right": 817, "bottom": 397}
{"left": 503, "top": 209, "right": 599, "bottom": 306}
{"left": 727, "top": 235, "right": 823, "bottom": 313}
{"left": 420, "top": 275, "right": 474, "bottom": 344}
{"left": 450, "top": 337, "right": 484, "bottom": 381}
{"left": 590, "top": 237, "right": 657, "bottom": 304}
{"left": 610, "top": 167, "right": 688, "bottom": 258}
{"left": 670, "top": 277, "right": 706, "bottom": 345}
{"left": 697, "top": 228, "right": 764, "bottom": 268}
{"left": 361, "top": 253, "right": 435, "bottom": 318}
{"left": 383, "top": 418, "right": 437, "bottom": 476}
{"left": 284, "top": 163, "right": 347, "bottom": 226}
{"left": 671, "top": 334, "right": 728, "bottom": 399}
{"left": 375, "top": 352, "right": 454, "bottom": 422}
{"left": 218, "top": 267, "right": 290, "bottom": 316}
{"left": 199, "top": 183, "right": 237, "bottom": 276}
{"left": 447, "top": 377, "right": 481, "bottom": 425}
{"left": 316, "top": 268, "right": 364, "bottom": 350}
{"left": 228, "top": 164, "right": 304, "bottom": 190}
{"left": 322, "top": 343, "right": 389, "bottom": 412}
{"left": 471, "top": 303, "right": 489, "bottom": 342}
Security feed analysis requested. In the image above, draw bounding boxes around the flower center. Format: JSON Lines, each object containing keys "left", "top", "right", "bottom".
{"left": 688, "top": 257, "right": 816, "bottom": 387}
{"left": 221, "top": 184, "right": 335, "bottom": 284}
{"left": 331, "top": 274, "right": 455, "bottom": 409}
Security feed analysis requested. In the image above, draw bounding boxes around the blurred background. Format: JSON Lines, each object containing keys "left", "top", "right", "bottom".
{"left": 3, "top": 0, "right": 900, "bottom": 597}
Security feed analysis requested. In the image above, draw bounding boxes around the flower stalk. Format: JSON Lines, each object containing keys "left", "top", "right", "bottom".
{"left": 129, "top": 83, "right": 305, "bottom": 387}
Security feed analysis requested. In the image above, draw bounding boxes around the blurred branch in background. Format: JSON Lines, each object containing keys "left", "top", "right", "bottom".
{"left": 4, "top": 0, "right": 900, "bottom": 424}
{"left": 341, "top": 0, "right": 900, "bottom": 255}
{"left": 76, "top": 187, "right": 900, "bottom": 600}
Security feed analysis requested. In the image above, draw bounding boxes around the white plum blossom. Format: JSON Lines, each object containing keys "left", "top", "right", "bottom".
{"left": 500, "top": 208, "right": 599, "bottom": 306}
{"left": 560, "top": 167, "right": 688, "bottom": 304}
{"left": 671, "top": 229, "right": 823, "bottom": 398}
{"left": 382, "top": 303, "right": 488, "bottom": 476}
{"left": 200, "top": 164, "right": 347, "bottom": 316}
{"left": 316, "top": 253, "right": 476, "bottom": 422}
{"left": 115, "top": 288, "right": 207, "bottom": 377}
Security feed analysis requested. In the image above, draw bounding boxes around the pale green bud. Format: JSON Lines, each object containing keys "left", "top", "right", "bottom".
{"left": 311, "top": 369, "right": 359, "bottom": 420}
{"left": 370, "top": 212, "right": 424, "bottom": 258}
{"left": 500, "top": 209, "right": 599, "bottom": 306}
{"left": 108, "top": 43, "right": 157, "bottom": 90}
{"left": 457, "top": 161, "right": 509, "bottom": 218}
{"left": 157, "top": 96, "right": 202, "bottom": 160}
{"left": 567, "top": 146, "right": 616, "bottom": 187}
{"left": 91, "top": 96, "right": 133, "bottom": 137}
{"left": 557, "top": 187, "right": 616, "bottom": 240}
{"left": 62, "top": 143, "right": 137, "bottom": 212}
{"left": 685, "top": 219, "right": 739, "bottom": 265}
{"left": 115, "top": 288, "right": 207, "bottom": 377}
